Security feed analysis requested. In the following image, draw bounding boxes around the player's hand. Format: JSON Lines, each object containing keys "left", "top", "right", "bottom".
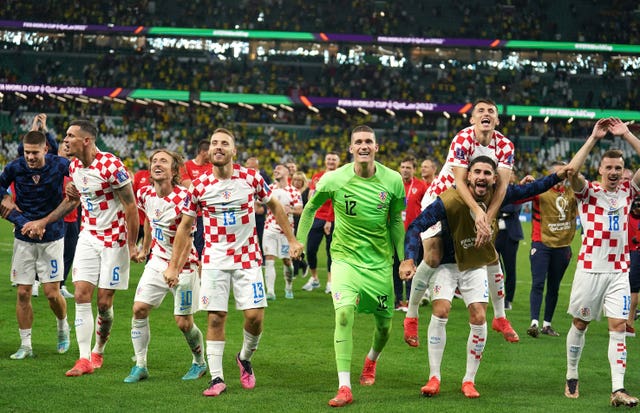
{"left": 133, "top": 249, "right": 147, "bottom": 263}
{"left": 288, "top": 239, "right": 304, "bottom": 260}
{"left": 323, "top": 221, "right": 332, "bottom": 235}
{"left": 590, "top": 118, "right": 611, "bottom": 140}
{"left": 473, "top": 209, "right": 492, "bottom": 247}
{"left": 518, "top": 175, "right": 535, "bottom": 184}
{"left": 608, "top": 117, "right": 630, "bottom": 137}
{"left": 163, "top": 270, "right": 179, "bottom": 288}
{"left": 66, "top": 181, "right": 80, "bottom": 200}
{"left": 557, "top": 165, "right": 575, "bottom": 180}
{"left": 21, "top": 219, "right": 46, "bottom": 240}
{"left": 399, "top": 259, "right": 416, "bottom": 280}
{"left": 0, "top": 195, "right": 18, "bottom": 218}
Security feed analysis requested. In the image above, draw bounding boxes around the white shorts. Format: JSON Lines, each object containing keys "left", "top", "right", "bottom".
{"left": 430, "top": 263, "right": 489, "bottom": 306}
{"left": 420, "top": 193, "right": 442, "bottom": 240}
{"left": 200, "top": 267, "right": 267, "bottom": 312}
{"left": 72, "top": 231, "right": 130, "bottom": 290}
{"left": 11, "top": 238, "right": 64, "bottom": 285}
{"left": 134, "top": 256, "right": 200, "bottom": 315}
{"left": 568, "top": 270, "right": 631, "bottom": 321}
{"left": 262, "top": 230, "right": 290, "bottom": 259}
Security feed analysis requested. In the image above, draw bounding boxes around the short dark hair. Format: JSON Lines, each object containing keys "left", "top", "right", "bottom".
{"left": 351, "top": 125, "right": 375, "bottom": 138}
{"left": 196, "top": 140, "right": 210, "bottom": 154}
{"left": 472, "top": 98, "right": 498, "bottom": 110}
{"left": 401, "top": 156, "right": 417, "bottom": 167}
{"left": 69, "top": 119, "right": 97, "bottom": 139}
{"left": 601, "top": 149, "right": 624, "bottom": 164}
{"left": 23, "top": 131, "right": 46, "bottom": 146}
{"left": 469, "top": 155, "right": 497, "bottom": 171}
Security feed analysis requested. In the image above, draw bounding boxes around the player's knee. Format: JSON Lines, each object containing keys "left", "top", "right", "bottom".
{"left": 16, "top": 287, "right": 31, "bottom": 303}
{"left": 175, "top": 316, "right": 193, "bottom": 332}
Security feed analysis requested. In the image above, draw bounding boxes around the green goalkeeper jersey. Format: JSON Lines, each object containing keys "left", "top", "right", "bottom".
{"left": 297, "top": 161, "right": 406, "bottom": 269}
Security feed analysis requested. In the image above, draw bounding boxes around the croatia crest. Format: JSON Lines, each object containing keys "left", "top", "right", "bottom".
{"left": 378, "top": 192, "right": 387, "bottom": 202}
{"left": 154, "top": 208, "right": 161, "bottom": 219}
{"left": 222, "top": 190, "right": 232, "bottom": 201}
{"left": 32, "top": 175, "right": 40, "bottom": 184}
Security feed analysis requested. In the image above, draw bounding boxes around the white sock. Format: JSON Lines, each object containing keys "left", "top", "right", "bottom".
{"left": 367, "top": 348, "right": 381, "bottom": 362}
{"left": 240, "top": 329, "right": 262, "bottom": 361}
{"left": 19, "top": 328, "right": 32, "bottom": 348}
{"left": 93, "top": 306, "right": 114, "bottom": 354}
{"left": 543, "top": 320, "right": 552, "bottom": 328}
{"left": 566, "top": 324, "right": 586, "bottom": 379}
{"left": 131, "top": 318, "right": 149, "bottom": 368}
{"left": 531, "top": 319, "right": 539, "bottom": 327}
{"left": 609, "top": 331, "right": 627, "bottom": 392}
{"left": 407, "top": 262, "right": 437, "bottom": 318}
{"left": 57, "top": 316, "right": 69, "bottom": 332}
{"left": 206, "top": 340, "right": 225, "bottom": 380}
{"left": 265, "top": 260, "right": 276, "bottom": 295}
{"left": 487, "top": 264, "right": 505, "bottom": 319}
{"left": 463, "top": 323, "right": 487, "bottom": 383}
{"left": 183, "top": 324, "right": 205, "bottom": 365}
{"left": 427, "top": 315, "right": 448, "bottom": 380}
{"left": 338, "top": 371, "right": 351, "bottom": 388}
{"left": 75, "top": 302, "right": 93, "bottom": 359}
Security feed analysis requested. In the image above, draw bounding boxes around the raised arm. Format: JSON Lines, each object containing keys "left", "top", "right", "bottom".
{"left": 566, "top": 118, "right": 610, "bottom": 192}
{"left": 609, "top": 118, "right": 640, "bottom": 189}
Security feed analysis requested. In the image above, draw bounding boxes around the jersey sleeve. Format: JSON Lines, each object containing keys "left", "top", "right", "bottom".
{"left": 496, "top": 135, "right": 515, "bottom": 170}
{"left": 0, "top": 161, "right": 16, "bottom": 197}
{"left": 105, "top": 155, "right": 131, "bottom": 189}
{"left": 404, "top": 197, "right": 446, "bottom": 262}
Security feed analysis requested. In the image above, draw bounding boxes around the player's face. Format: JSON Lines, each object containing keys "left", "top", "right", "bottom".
{"left": 273, "top": 164, "right": 288, "bottom": 180}
{"left": 421, "top": 160, "right": 435, "bottom": 178}
{"left": 599, "top": 156, "right": 624, "bottom": 192}
{"left": 622, "top": 169, "right": 633, "bottom": 183}
{"left": 150, "top": 151, "right": 174, "bottom": 183}
{"left": 468, "top": 162, "right": 496, "bottom": 198}
{"left": 470, "top": 102, "right": 499, "bottom": 132}
{"left": 286, "top": 162, "right": 297, "bottom": 175}
{"left": 400, "top": 161, "right": 415, "bottom": 180}
{"left": 64, "top": 125, "right": 87, "bottom": 157}
{"left": 23, "top": 143, "right": 46, "bottom": 169}
{"left": 209, "top": 132, "right": 236, "bottom": 167}
{"left": 349, "top": 132, "right": 378, "bottom": 164}
{"left": 325, "top": 154, "right": 340, "bottom": 171}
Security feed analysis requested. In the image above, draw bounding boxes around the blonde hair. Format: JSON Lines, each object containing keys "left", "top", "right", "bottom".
{"left": 291, "top": 171, "right": 308, "bottom": 191}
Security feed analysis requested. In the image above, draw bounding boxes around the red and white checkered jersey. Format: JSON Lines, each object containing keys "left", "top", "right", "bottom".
{"left": 182, "top": 164, "right": 272, "bottom": 269}
{"left": 427, "top": 126, "right": 515, "bottom": 198}
{"left": 575, "top": 180, "right": 638, "bottom": 272}
{"left": 264, "top": 183, "right": 302, "bottom": 234}
{"left": 137, "top": 185, "right": 198, "bottom": 270}
{"left": 70, "top": 151, "right": 131, "bottom": 247}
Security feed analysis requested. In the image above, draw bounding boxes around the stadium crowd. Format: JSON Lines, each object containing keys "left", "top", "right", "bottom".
{"left": 3, "top": 0, "right": 639, "bottom": 44}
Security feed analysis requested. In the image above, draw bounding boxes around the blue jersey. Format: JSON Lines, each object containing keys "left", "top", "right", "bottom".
{"left": 0, "top": 154, "right": 70, "bottom": 242}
